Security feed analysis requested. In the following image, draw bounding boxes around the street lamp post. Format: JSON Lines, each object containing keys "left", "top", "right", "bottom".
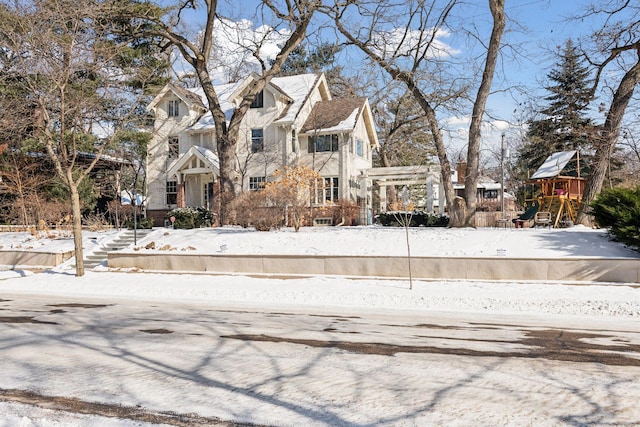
{"left": 500, "top": 133, "right": 506, "bottom": 216}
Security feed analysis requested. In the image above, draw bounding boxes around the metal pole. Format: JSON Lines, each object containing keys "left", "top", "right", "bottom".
{"left": 133, "top": 197, "right": 137, "bottom": 245}
{"left": 500, "top": 133, "right": 505, "bottom": 216}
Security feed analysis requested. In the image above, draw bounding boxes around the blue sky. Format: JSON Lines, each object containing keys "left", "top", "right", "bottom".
{"left": 179, "top": 0, "right": 630, "bottom": 159}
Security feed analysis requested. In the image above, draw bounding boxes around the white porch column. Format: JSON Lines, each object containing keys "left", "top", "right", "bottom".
{"left": 359, "top": 173, "right": 371, "bottom": 225}
{"left": 426, "top": 173, "right": 434, "bottom": 213}
{"left": 379, "top": 181, "right": 387, "bottom": 212}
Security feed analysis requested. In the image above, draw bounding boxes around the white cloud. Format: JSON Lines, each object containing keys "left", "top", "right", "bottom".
{"left": 372, "top": 27, "right": 459, "bottom": 62}
{"left": 445, "top": 115, "right": 471, "bottom": 126}
{"left": 207, "top": 18, "right": 292, "bottom": 83}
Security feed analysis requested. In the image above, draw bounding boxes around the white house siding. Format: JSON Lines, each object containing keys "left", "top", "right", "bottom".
{"left": 146, "top": 95, "right": 203, "bottom": 215}
{"left": 237, "top": 87, "right": 290, "bottom": 191}
{"left": 145, "top": 73, "right": 377, "bottom": 224}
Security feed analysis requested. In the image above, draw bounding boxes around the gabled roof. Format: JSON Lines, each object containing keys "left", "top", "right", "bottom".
{"left": 227, "top": 72, "right": 294, "bottom": 107}
{"left": 271, "top": 73, "right": 326, "bottom": 124}
{"left": 300, "top": 98, "right": 379, "bottom": 147}
{"left": 530, "top": 150, "right": 577, "bottom": 179}
{"left": 167, "top": 145, "right": 220, "bottom": 178}
{"left": 186, "top": 73, "right": 324, "bottom": 132}
{"left": 301, "top": 98, "right": 364, "bottom": 133}
{"left": 186, "top": 82, "right": 239, "bottom": 131}
{"left": 146, "top": 83, "right": 207, "bottom": 113}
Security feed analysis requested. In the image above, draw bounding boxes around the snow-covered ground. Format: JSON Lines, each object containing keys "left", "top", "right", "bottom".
{"left": 1, "top": 225, "right": 639, "bottom": 317}
{"left": 0, "top": 225, "right": 639, "bottom": 426}
{"left": 3, "top": 224, "right": 639, "bottom": 259}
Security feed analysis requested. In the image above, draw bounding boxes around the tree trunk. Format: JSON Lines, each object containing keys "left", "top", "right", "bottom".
{"left": 217, "top": 136, "right": 236, "bottom": 224}
{"left": 464, "top": 0, "right": 505, "bottom": 227}
{"left": 577, "top": 51, "right": 640, "bottom": 224}
{"left": 69, "top": 182, "right": 85, "bottom": 277}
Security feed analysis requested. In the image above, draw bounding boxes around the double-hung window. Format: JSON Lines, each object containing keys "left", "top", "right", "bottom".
{"left": 166, "top": 181, "right": 177, "bottom": 205}
{"left": 313, "top": 177, "right": 339, "bottom": 204}
{"left": 251, "top": 129, "right": 264, "bottom": 153}
{"left": 249, "top": 176, "right": 266, "bottom": 191}
{"left": 168, "top": 100, "right": 180, "bottom": 117}
{"left": 250, "top": 91, "right": 264, "bottom": 108}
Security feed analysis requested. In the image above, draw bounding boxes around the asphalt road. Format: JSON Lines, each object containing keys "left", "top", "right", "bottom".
{"left": 1, "top": 293, "right": 639, "bottom": 426}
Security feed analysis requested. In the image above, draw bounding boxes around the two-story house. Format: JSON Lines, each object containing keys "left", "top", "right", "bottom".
{"left": 145, "top": 73, "right": 378, "bottom": 226}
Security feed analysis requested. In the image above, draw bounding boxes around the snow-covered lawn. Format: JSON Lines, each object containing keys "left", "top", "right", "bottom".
{"left": 0, "top": 225, "right": 638, "bottom": 426}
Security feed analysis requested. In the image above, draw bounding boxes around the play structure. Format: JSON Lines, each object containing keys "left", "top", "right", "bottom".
{"left": 520, "top": 150, "right": 585, "bottom": 228}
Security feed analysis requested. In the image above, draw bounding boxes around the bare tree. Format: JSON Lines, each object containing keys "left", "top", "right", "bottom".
{"left": 120, "top": 0, "right": 320, "bottom": 224}
{"left": 326, "top": 0, "right": 505, "bottom": 226}
{"left": 0, "top": 0, "right": 165, "bottom": 276}
{"left": 0, "top": 152, "right": 53, "bottom": 225}
{"left": 576, "top": 1, "right": 640, "bottom": 223}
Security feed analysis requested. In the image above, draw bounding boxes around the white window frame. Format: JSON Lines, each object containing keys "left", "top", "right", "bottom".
{"left": 168, "top": 99, "right": 180, "bottom": 117}
{"left": 309, "top": 134, "right": 339, "bottom": 153}
{"left": 166, "top": 180, "right": 177, "bottom": 205}
{"left": 251, "top": 128, "right": 264, "bottom": 153}
{"left": 250, "top": 90, "right": 264, "bottom": 108}
{"left": 313, "top": 177, "right": 339, "bottom": 204}
{"left": 249, "top": 176, "right": 266, "bottom": 191}
{"left": 356, "top": 139, "right": 363, "bottom": 157}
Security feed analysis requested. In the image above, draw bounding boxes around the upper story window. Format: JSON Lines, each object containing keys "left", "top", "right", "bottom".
{"left": 355, "top": 139, "right": 363, "bottom": 157}
{"left": 309, "top": 134, "right": 339, "bottom": 153}
{"left": 168, "top": 136, "right": 179, "bottom": 158}
{"left": 251, "top": 129, "right": 264, "bottom": 153}
{"left": 168, "top": 99, "right": 180, "bottom": 117}
{"left": 250, "top": 91, "right": 264, "bottom": 109}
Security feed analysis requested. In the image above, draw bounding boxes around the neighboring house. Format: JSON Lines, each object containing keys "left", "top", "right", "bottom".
{"left": 452, "top": 162, "right": 516, "bottom": 212}
{"left": 145, "top": 73, "right": 378, "bottom": 226}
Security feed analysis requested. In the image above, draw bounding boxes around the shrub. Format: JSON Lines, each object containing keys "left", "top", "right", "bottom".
{"left": 83, "top": 214, "right": 112, "bottom": 231}
{"left": 166, "top": 207, "right": 213, "bottom": 229}
{"left": 376, "top": 211, "right": 449, "bottom": 227}
{"left": 230, "top": 191, "right": 283, "bottom": 231}
{"left": 591, "top": 186, "right": 640, "bottom": 249}
{"left": 125, "top": 217, "right": 153, "bottom": 229}
{"left": 265, "top": 166, "right": 319, "bottom": 232}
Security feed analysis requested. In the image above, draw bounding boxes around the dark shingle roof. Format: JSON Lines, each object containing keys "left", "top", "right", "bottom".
{"left": 172, "top": 85, "right": 206, "bottom": 109}
{"left": 300, "top": 98, "right": 366, "bottom": 133}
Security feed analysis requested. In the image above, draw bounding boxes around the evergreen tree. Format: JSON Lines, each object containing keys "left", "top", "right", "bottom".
{"left": 279, "top": 42, "right": 354, "bottom": 96}
{"left": 516, "top": 39, "right": 594, "bottom": 179}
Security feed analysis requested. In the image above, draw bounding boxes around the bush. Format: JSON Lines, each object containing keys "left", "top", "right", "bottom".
{"left": 310, "top": 199, "right": 361, "bottom": 226}
{"left": 591, "top": 186, "right": 640, "bottom": 249}
{"left": 375, "top": 211, "right": 449, "bottom": 227}
{"left": 125, "top": 217, "right": 153, "bottom": 229}
{"left": 166, "top": 207, "right": 213, "bottom": 229}
{"left": 229, "top": 192, "right": 284, "bottom": 231}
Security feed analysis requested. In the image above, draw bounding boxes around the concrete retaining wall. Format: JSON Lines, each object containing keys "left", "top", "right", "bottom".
{"left": 108, "top": 252, "right": 640, "bottom": 283}
{"left": 0, "top": 250, "right": 74, "bottom": 268}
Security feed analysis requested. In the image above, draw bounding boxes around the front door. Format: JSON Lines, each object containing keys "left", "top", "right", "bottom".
{"left": 203, "top": 182, "right": 214, "bottom": 210}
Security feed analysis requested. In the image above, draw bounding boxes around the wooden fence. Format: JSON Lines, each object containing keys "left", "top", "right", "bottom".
{"left": 474, "top": 211, "right": 519, "bottom": 228}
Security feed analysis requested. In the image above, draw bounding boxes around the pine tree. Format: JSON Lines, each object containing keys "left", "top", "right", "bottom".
{"left": 516, "top": 39, "right": 594, "bottom": 178}
{"left": 279, "top": 42, "right": 354, "bottom": 96}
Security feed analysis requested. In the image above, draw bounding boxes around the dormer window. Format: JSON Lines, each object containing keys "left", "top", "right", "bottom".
{"left": 250, "top": 91, "right": 264, "bottom": 109}
{"left": 168, "top": 99, "right": 180, "bottom": 117}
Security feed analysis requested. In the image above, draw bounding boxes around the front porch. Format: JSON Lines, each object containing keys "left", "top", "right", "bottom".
{"left": 148, "top": 146, "right": 220, "bottom": 226}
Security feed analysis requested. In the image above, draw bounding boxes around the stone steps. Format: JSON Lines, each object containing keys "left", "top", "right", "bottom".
{"left": 76, "top": 229, "right": 152, "bottom": 269}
